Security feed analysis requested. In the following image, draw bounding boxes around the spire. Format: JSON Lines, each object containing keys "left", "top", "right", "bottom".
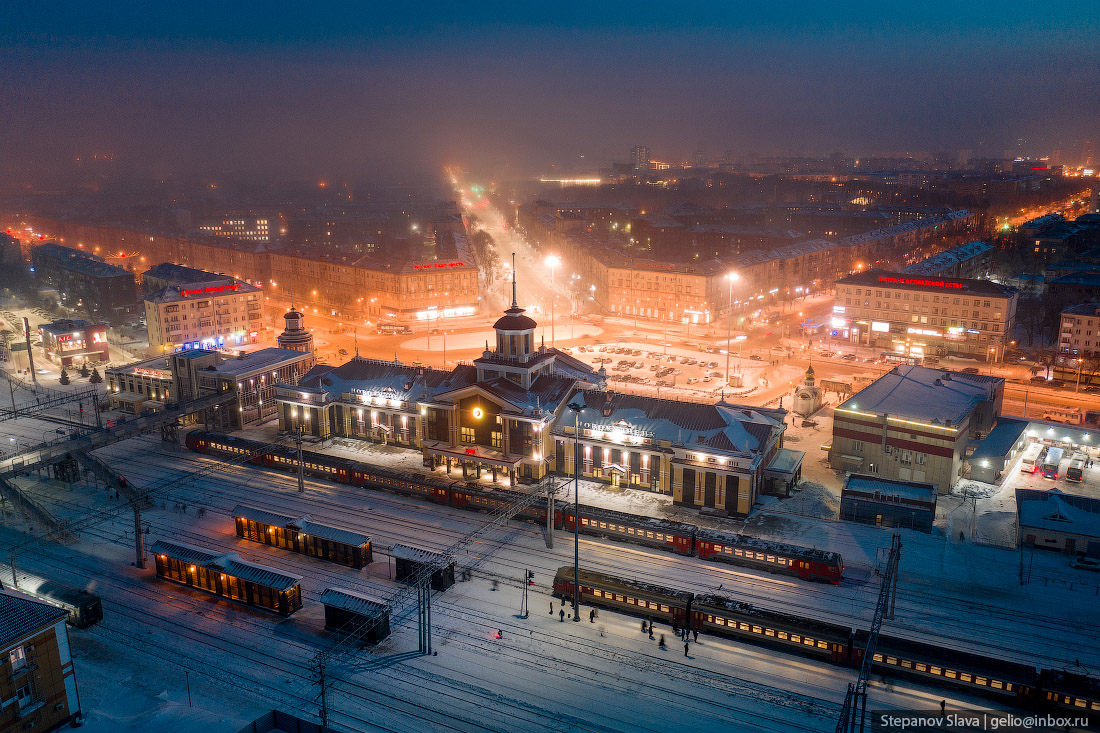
{"left": 510, "top": 252, "right": 518, "bottom": 309}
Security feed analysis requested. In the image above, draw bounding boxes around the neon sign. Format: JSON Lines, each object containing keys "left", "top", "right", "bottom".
{"left": 412, "top": 261, "right": 465, "bottom": 270}
{"left": 91, "top": 332, "right": 105, "bottom": 343}
{"left": 134, "top": 368, "right": 169, "bottom": 378}
{"left": 878, "top": 276, "right": 963, "bottom": 290}
{"left": 180, "top": 283, "right": 242, "bottom": 296}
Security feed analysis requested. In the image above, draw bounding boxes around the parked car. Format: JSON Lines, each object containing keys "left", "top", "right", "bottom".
{"left": 1029, "top": 376, "right": 1049, "bottom": 385}
{"left": 749, "top": 354, "right": 763, "bottom": 361}
{"left": 338, "top": 348, "right": 348, "bottom": 355}
{"left": 1072, "top": 556, "right": 1100, "bottom": 572}
{"left": 962, "top": 367, "right": 981, "bottom": 374}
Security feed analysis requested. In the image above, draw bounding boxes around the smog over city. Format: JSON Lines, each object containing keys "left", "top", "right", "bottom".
{"left": 1, "top": 4, "right": 1100, "bottom": 733}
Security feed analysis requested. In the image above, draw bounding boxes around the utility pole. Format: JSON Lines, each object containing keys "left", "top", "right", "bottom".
{"left": 297, "top": 424, "right": 305, "bottom": 493}
{"left": 8, "top": 553, "right": 18, "bottom": 589}
{"left": 545, "top": 470, "right": 554, "bottom": 549}
{"left": 315, "top": 662, "right": 328, "bottom": 728}
{"left": 133, "top": 501, "right": 145, "bottom": 569}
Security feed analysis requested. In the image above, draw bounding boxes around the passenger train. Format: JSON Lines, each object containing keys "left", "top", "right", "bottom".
{"left": 185, "top": 431, "right": 844, "bottom": 582}
{"left": 0, "top": 562, "right": 103, "bottom": 628}
{"left": 553, "top": 567, "right": 1100, "bottom": 718}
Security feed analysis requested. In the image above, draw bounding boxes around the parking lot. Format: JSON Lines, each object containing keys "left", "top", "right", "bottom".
{"left": 562, "top": 341, "right": 776, "bottom": 392}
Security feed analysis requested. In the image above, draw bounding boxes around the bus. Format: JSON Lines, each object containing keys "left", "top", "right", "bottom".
{"left": 1041, "top": 446, "right": 1065, "bottom": 479}
{"left": 1067, "top": 454, "right": 1087, "bottom": 483}
{"left": 377, "top": 323, "right": 412, "bottom": 335}
{"left": 1020, "top": 443, "right": 1045, "bottom": 473}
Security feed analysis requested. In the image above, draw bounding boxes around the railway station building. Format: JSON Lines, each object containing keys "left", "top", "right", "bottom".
{"left": 829, "top": 364, "right": 1004, "bottom": 493}
{"left": 274, "top": 273, "right": 796, "bottom": 513}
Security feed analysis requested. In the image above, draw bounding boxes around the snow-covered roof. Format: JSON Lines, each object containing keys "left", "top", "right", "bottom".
{"left": 151, "top": 539, "right": 302, "bottom": 592}
{"left": 837, "top": 365, "right": 1000, "bottom": 426}
{"left": 0, "top": 590, "right": 68, "bottom": 648}
{"left": 902, "top": 241, "right": 992, "bottom": 277}
{"left": 843, "top": 475, "right": 938, "bottom": 504}
{"left": 319, "top": 587, "right": 388, "bottom": 617}
{"left": 765, "top": 448, "right": 804, "bottom": 476}
{"left": 1016, "top": 489, "right": 1100, "bottom": 538}
{"left": 553, "top": 390, "right": 785, "bottom": 459}
{"left": 971, "top": 418, "right": 1029, "bottom": 462}
{"left": 392, "top": 544, "right": 449, "bottom": 564}
{"left": 232, "top": 504, "right": 371, "bottom": 547}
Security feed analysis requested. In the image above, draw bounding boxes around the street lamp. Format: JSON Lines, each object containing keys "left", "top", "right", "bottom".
{"left": 545, "top": 255, "right": 561, "bottom": 347}
{"left": 1077, "top": 358, "right": 1084, "bottom": 393}
{"left": 567, "top": 399, "right": 584, "bottom": 622}
{"left": 724, "top": 272, "right": 739, "bottom": 387}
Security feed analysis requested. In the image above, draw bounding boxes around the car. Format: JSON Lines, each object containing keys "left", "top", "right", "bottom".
{"left": 1030, "top": 376, "right": 1049, "bottom": 385}
{"left": 1072, "top": 556, "right": 1100, "bottom": 572}
{"left": 598, "top": 346, "right": 606, "bottom": 352}
{"left": 841, "top": 354, "right": 857, "bottom": 361}
{"left": 1048, "top": 379, "right": 1067, "bottom": 388}
{"left": 703, "top": 376, "right": 712, "bottom": 382}
{"left": 961, "top": 367, "right": 981, "bottom": 374}
{"left": 749, "top": 354, "right": 763, "bottom": 361}
{"left": 649, "top": 365, "right": 659, "bottom": 371}
{"left": 705, "top": 362, "right": 718, "bottom": 369}
{"left": 338, "top": 348, "right": 348, "bottom": 355}
{"left": 686, "top": 378, "right": 698, "bottom": 384}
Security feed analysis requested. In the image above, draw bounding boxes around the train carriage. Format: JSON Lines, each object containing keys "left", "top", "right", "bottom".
{"left": 151, "top": 539, "right": 303, "bottom": 616}
{"left": 553, "top": 566, "right": 693, "bottom": 626}
{"left": 695, "top": 528, "right": 844, "bottom": 583}
{"left": 351, "top": 463, "right": 450, "bottom": 504}
{"left": 0, "top": 563, "right": 103, "bottom": 628}
{"left": 1038, "top": 669, "right": 1100, "bottom": 716}
{"left": 868, "top": 633, "right": 1038, "bottom": 704}
{"left": 558, "top": 504, "right": 696, "bottom": 556}
{"left": 450, "top": 483, "right": 567, "bottom": 523}
{"left": 692, "top": 593, "right": 853, "bottom": 664}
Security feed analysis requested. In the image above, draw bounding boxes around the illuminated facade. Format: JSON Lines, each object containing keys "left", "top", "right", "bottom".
{"left": 833, "top": 269, "right": 1017, "bottom": 360}
{"left": 197, "top": 215, "right": 274, "bottom": 243}
{"left": 829, "top": 364, "right": 1004, "bottom": 493}
{"left": 105, "top": 356, "right": 173, "bottom": 413}
{"left": 145, "top": 278, "right": 264, "bottom": 352}
{"left": 37, "top": 319, "right": 109, "bottom": 367}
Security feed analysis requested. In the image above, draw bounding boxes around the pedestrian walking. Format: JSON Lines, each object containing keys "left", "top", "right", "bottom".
{"left": 659, "top": 634, "right": 666, "bottom": 650}
{"left": 693, "top": 630, "right": 699, "bottom": 643}
{"left": 589, "top": 609, "right": 595, "bottom": 623}
{"left": 641, "top": 620, "right": 648, "bottom": 633}
{"left": 550, "top": 602, "right": 554, "bottom": 615}
{"left": 560, "top": 609, "right": 565, "bottom": 622}
{"left": 685, "top": 642, "right": 689, "bottom": 657}
{"left": 496, "top": 629, "right": 503, "bottom": 639}
{"left": 940, "top": 700, "right": 946, "bottom": 716}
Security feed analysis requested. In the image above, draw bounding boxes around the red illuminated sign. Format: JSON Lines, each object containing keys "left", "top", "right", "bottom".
{"left": 91, "top": 332, "right": 105, "bottom": 343}
{"left": 57, "top": 335, "right": 72, "bottom": 342}
{"left": 878, "top": 275, "right": 964, "bottom": 290}
{"left": 180, "top": 283, "right": 242, "bottom": 296}
{"left": 465, "top": 448, "right": 476, "bottom": 455}
{"left": 412, "top": 261, "right": 465, "bottom": 270}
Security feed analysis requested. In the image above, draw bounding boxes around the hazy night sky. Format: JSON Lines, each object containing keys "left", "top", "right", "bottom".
{"left": 2, "top": 1, "right": 1098, "bottom": 184}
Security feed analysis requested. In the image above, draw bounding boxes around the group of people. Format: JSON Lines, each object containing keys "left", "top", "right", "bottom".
{"left": 529, "top": 603, "right": 700, "bottom": 657}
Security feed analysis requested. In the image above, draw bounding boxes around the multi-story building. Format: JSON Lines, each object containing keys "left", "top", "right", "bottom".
{"left": 275, "top": 279, "right": 799, "bottom": 513}
{"left": 144, "top": 275, "right": 264, "bottom": 352}
{"left": 829, "top": 365, "right": 1004, "bottom": 493}
{"left": 30, "top": 243, "right": 137, "bottom": 323}
{"left": 196, "top": 214, "right": 276, "bottom": 243}
{"left": 0, "top": 590, "right": 82, "bottom": 732}
{"left": 36, "top": 320, "right": 110, "bottom": 367}
{"left": 833, "top": 269, "right": 1018, "bottom": 360}
{"left": 630, "top": 145, "right": 651, "bottom": 172}
{"left": 170, "top": 347, "right": 314, "bottom": 430}
{"left": 902, "top": 241, "right": 994, "bottom": 279}
{"left": 105, "top": 356, "right": 173, "bottom": 413}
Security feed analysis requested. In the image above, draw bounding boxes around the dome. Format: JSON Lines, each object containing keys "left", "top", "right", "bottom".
{"left": 805, "top": 364, "right": 815, "bottom": 376}
{"left": 493, "top": 312, "right": 538, "bottom": 331}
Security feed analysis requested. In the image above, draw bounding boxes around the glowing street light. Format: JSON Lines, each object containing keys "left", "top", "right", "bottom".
{"left": 725, "top": 272, "right": 740, "bottom": 388}
{"left": 545, "top": 255, "right": 561, "bottom": 347}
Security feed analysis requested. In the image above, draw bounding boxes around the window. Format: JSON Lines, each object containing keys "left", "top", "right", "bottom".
{"left": 460, "top": 427, "right": 475, "bottom": 443}
{"left": 9, "top": 645, "right": 26, "bottom": 671}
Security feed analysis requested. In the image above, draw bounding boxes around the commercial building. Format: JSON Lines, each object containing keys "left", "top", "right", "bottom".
{"left": 829, "top": 365, "right": 1004, "bottom": 493}
{"left": 30, "top": 243, "right": 137, "bottom": 323}
{"left": 196, "top": 214, "right": 276, "bottom": 244}
{"left": 171, "top": 348, "right": 314, "bottom": 430}
{"left": 1055, "top": 303, "right": 1100, "bottom": 386}
{"left": 0, "top": 590, "right": 82, "bottom": 733}
{"left": 37, "top": 320, "right": 109, "bottom": 367}
{"left": 105, "top": 356, "right": 174, "bottom": 414}
{"left": 144, "top": 273, "right": 264, "bottom": 352}
{"left": 839, "top": 474, "right": 937, "bottom": 532}
{"left": 1016, "top": 489, "right": 1100, "bottom": 556}
{"left": 833, "top": 268, "right": 1018, "bottom": 360}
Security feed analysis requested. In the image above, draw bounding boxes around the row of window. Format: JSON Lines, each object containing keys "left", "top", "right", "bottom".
{"left": 580, "top": 517, "right": 677, "bottom": 542}
{"left": 1045, "top": 691, "right": 1100, "bottom": 711}
{"left": 845, "top": 288, "right": 995, "bottom": 308}
{"left": 590, "top": 587, "right": 671, "bottom": 612}
{"left": 871, "top": 652, "right": 1013, "bottom": 691}
{"left": 708, "top": 545, "right": 794, "bottom": 567}
{"left": 701, "top": 613, "right": 833, "bottom": 650}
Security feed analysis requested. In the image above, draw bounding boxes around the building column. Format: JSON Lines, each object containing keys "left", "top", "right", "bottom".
{"left": 502, "top": 419, "right": 511, "bottom": 456}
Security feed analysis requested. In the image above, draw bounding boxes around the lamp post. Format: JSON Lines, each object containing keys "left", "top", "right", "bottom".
{"left": 1077, "top": 358, "right": 1084, "bottom": 393}
{"left": 724, "top": 272, "right": 739, "bottom": 387}
{"left": 567, "top": 400, "right": 583, "bottom": 622}
{"left": 545, "top": 255, "right": 560, "bottom": 347}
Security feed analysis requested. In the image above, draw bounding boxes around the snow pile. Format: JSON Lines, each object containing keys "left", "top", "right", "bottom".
{"left": 758, "top": 481, "right": 839, "bottom": 520}
{"left": 951, "top": 481, "right": 1001, "bottom": 499}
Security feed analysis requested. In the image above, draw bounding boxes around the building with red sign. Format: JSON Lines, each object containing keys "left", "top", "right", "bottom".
{"left": 105, "top": 356, "right": 174, "bottom": 413}
{"left": 37, "top": 319, "right": 109, "bottom": 367}
{"left": 144, "top": 269, "right": 263, "bottom": 353}
{"left": 829, "top": 365, "right": 1004, "bottom": 493}
{"left": 832, "top": 268, "right": 1018, "bottom": 360}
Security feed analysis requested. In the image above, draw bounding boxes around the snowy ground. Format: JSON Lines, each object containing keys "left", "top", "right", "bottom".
{"left": 3, "top": 430, "right": 1088, "bottom": 732}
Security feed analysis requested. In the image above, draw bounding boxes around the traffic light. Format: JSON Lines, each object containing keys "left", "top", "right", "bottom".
{"left": 527, "top": 570, "right": 535, "bottom": 586}
{"left": 79, "top": 402, "right": 84, "bottom": 415}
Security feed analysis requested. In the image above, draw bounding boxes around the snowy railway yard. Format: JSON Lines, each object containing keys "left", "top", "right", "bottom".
{"left": 0, "top": 428, "right": 1097, "bottom": 732}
